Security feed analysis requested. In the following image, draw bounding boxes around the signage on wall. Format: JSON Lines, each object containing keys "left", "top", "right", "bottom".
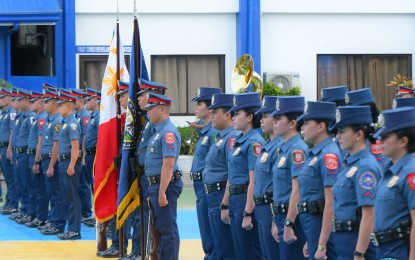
{"left": 76, "top": 45, "right": 132, "bottom": 54}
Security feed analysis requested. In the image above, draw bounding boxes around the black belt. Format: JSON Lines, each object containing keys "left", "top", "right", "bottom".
{"left": 14, "top": 146, "right": 28, "bottom": 154}
{"left": 296, "top": 200, "right": 325, "bottom": 214}
{"left": 252, "top": 195, "right": 272, "bottom": 205}
{"left": 271, "top": 203, "right": 290, "bottom": 215}
{"left": 204, "top": 181, "right": 227, "bottom": 194}
{"left": 137, "top": 166, "right": 145, "bottom": 177}
{"left": 85, "top": 147, "right": 96, "bottom": 155}
{"left": 228, "top": 184, "right": 248, "bottom": 195}
{"left": 190, "top": 172, "right": 202, "bottom": 182}
{"left": 148, "top": 171, "right": 182, "bottom": 185}
{"left": 331, "top": 219, "right": 360, "bottom": 232}
{"left": 58, "top": 153, "right": 71, "bottom": 161}
{"left": 41, "top": 153, "right": 52, "bottom": 160}
{"left": 0, "top": 141, "right": 9, "bottom": 148}
{"left": 27, "top": 148, "right": 36, "bottom": 155}
{"left": 371, "top": 220, "right": 411, "bottom": 246}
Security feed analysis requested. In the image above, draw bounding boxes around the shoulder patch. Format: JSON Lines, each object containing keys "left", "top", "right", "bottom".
{"left": 70, "top": 123, "right": 78, "bottom": 131}
{"left": 55, "top": 125, "right": 60, "bottom": 132}
{"left": 407, "top": 173, "right": 415, "bottom": 190}
{"left": 83, "top": 117, "right": 89, "bottom": 126}
{"left": 358, "top": 171, "right": 377, "bottom": 190}
{"left": 252, "top": 143, "right": 262, "bottom": 156}
{"left": 324, "top": 153, "right": 339, "bottom": 170}
{"left": 292, "top": 149, "right": 305, "bottom": 164}
{"left": 370, "top": 140, "right": 382, "bottom": 155}
{"left": 165, "top": 132, "right": 175, "bottom": 144}
{"left": 10, "top": 113, "right": 16, "bottom": 120}
{"left": 38, "top": 119, "right": 45, "bottom": 130}
{"left": 229, "top": 138, "right": 235, "bottom": 149}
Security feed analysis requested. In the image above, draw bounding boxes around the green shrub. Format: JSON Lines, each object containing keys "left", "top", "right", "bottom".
{"left": 0, "top": 79, "right": 12, "bottom": 89}
{"left": 263, "top": 82, "right": 301, "bottom": 96}
{"left": 177, "top": 126, "right": 199, "bottom": 155}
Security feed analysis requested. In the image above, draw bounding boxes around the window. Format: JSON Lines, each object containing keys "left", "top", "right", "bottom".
{"left": 11, "top": 25, "right": 55, "bottom": 76}
{"left": 79, "top": 55, "right": 130, "bottom": 90}
{"left": 151, "top": 55, "right": 225, "bottom": 115}
{"left": 317, "top": 54, "right": 412, "bottom": 110}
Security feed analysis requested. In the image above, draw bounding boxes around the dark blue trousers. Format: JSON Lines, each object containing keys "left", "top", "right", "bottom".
{"left": 193, "top": 180, "right": 215, "bottom": 260}
{"left": 58, "top": 159, "right": 82, "bottom": 232}
{"left": 0, "top": 147, "right": 18, "bottom": 209}
{"left": 376, "top": 239, "right": 408, "bottom": 260}
{"left": 229, "top": 192, "right": 263, "bottom": 260}
{"left": 148, "top": 179, "right": 183, "bottom": 260}
{"left": 16, "top": 153, "right": 34, "bottom": 216}
{"left": 109, "top": 216, "right": 129, "bottom": 251}
{"left": 41, "top": 158, "right": 65, "bottom": 230}
{"left": 331, "top": 231, "right": 377, "bottom": 260}
{"left": 205, "top": 189, "right": 236, "bottom": 260}
{"left": 29, "top": 154, "right": 49, "bottom": 221}
{"left": 12, "top": 152, "right": 25, "bottom": 213}
{"left": 299, "top": 213, "right": 336, "bottom": 260}
{"left": 131, "top": 174, "right": 150, "bottom": 254}
{"left": 254, "top": 204, "right": 280, "bottom": 260}
{"left": 274, "top": 213, "right": 307, "bottom": 260}
{"left": 80, "top": 152, "right": 93, "bottom": 218}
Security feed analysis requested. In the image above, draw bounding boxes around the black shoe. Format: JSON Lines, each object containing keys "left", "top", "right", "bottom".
{"left": 3, "top": 208, "right": 17, "bottom": 215}
{"left": 100, "top": 246, "right": 120, "bottom": 258}
{"left": 17, "top": 215, "right": 33, "bottom": 224}
{"left": 39, "top": 222, "right": 52, "bottom": 230}
{"left": 58, "top": 231, "right": 81, "bottom": 240}
{"left": 127, "top": 253, "right": 141, "bottom": 260}
{"left": 0, "top": 206, "right": 9, "bottom": 214}
{"left": 83, "top": 218, "right": 96, "bottom": 227}
{"left": 25, "top": 218, "right": 46, "bottom": 228}
{"left": 10, "top": 212, "right": 25, "bottom": 221}
{"left": 41, "top": 226, "right": 63, "bottom": 235}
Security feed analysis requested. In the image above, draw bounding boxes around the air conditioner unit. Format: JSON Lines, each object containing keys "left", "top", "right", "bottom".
{"left": 263, "top": 72, "right": 301, "bottom": 91}
{"left": 17, "top": 25, "right": 39, "bottom": 47}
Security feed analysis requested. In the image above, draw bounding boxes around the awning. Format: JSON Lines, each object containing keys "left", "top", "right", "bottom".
{"left": 0, "top": 0, "right": 61, "bottom": 24}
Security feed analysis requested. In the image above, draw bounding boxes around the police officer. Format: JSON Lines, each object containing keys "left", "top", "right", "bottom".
{"left": 372, "top": 107, "right": 415, "bottom": 259}
{"left": 26, "top": 91, "right": 48, "bottom": 228}
{"left": 14, "top": 88, "right": 36, "bottom": 225}
{"left": 328, "top": 106, "right": 380, "bottom": 259}
{"left": 55, "top": 91, "right": 82, "bottom": 240}
{"left": 396, "top": 85, "right": 415, "bottom": 98}
{"left": 203, "top": 93, "right": 238, "bottom": 259}
{"left": 270, "top": 96, "right": 308, "bottom": 259}
{"left": 252, "top": 95, "right": 282, "bottom": 260}
{"left": 296, "top": 101, "right": 341, "bottom": 260}
{"left": 0, "top": 88, "right": 18, "bottom": 215}
{"left": 320, "top": 85, "right": 348, "bottom": 107}
{"left": 39, "top": 89, "right": 66, "bottom": 235}
{"left": 81, "top": 88, "right": 100, "bottom": 227}
{"left": 145, "top": 93, "right": 183, "bottom": 260}
{"left": 222, "top": 92, "right": 264, "bottom": 260}
{"left": 189, "top": 87, "right": 221, "bottom": 260}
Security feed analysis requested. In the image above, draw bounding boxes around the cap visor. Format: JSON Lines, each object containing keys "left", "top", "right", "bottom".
{"left": 137, "top": 89, "right": 149, "bottom": 96}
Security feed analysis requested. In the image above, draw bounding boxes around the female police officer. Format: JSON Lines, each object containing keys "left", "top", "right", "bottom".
{"left": 328, "top": 106, "right": 380, "bottom": 259}
{"left": 221, "top": 92, "right": 264, "bottom": 260}
{"left": 296, "top": 101, "right": 342, "bottom": 260}
{"left": 372, "top": 107, "right": 415, "bottom": 259}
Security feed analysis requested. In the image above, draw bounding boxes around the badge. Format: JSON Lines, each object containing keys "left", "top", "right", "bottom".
{"left": 309, "top": 156, "right": 318, "bottom": 166}
{"left": 15, "top": 119, "right": 19, "bottom": 125}
{"left": 0, "top": 115, "right": 3, "bottom": 120}
{"left": 10, "top": 113, "right": 16, "bottom": 120}
{"left": 278, "top": 157, "right": 286, "bottom": 168}
{"left": 154, "top": 133, "right": 160, "bottom": 141}
{"left": 202, "top": 136, "right": 208, "bottom": 145}
{"left": 47, "top": 123, "right": 51, "bottom": 129}
{"left": 78, "top": 118, "right": 81, "bottom": 123}
{"left": 141, "top": 138, "right": 144, "bottom": 143}
{"left": 216, "top": 139, "right": 223, "bottom": 147}
{"left": 324, "top": 154, "right": 339, "bottom": 170}
{"left": 260, "top": 152, "right": 268, "bottom": 163}
{"left": 62, "top": 124, "right": 67, "bottom": 130}
{"left": 233, "top": 147, "right": 241, "bottom": 156}
{"left": 370, "top": 140, "right": 382, "bottom": 155}
{"left": 145, "top": 122, "right": 149, "bottom": 129}
{"left": 407, "top": 173, "right": 415, "bottom": 190}
{"left": 4, "top": 114, "right": 8, "bottom": 119}
{"left": 45, "top": 136, "right": 48, "bottom": 140}
{"left": 252, "top": 143, "right": 262, "bottom": 156}
{"left": 292, "top": 149, "right": 305, "bottom": 164}
{"left": 229, "top": 138, "right": 235, "bottom": 149}
{"left": 346, "top": 166, "right": 358, "bottom": 178}
{"left": 165, "top": 133, "right": 175, "bottom": 144}
{"left": 55, "top": 125, "right": 61, "bottom": 132}
{"left": 83, "top": 117, "right": 89, "bottom": 126}
{"left": 70, "top": 123, "right": 78, "bottom": 130}
{"left": 358, "top": 171, "right": 377, "bottom": 190}
{"left": 387, "top": 175, "right": 399, "bottom": 188}
{"left": 150, "top": 148, "right": 154, "bottom": 153}
{"left": 91, "top": 118, "right": 95, "bottom": 124}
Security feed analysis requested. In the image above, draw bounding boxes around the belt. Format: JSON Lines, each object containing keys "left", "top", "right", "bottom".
{"left": 296, "top": 200, "right": 325, "bottom": 214}
{"left": 27, "top": 148, "right": 36, "bottom": 155}
{"left": 204, "top": 181, "right": 227, "bottom": 194}
{"left": 85, "top": 147, "right": 96, "bottom": 155}
{"left": 137, "top": 166, "right": 145, "bottom": 177}
{"left": 271, "top": 203, "right": 290, "bottom": 215}
{"left": 190, "top": 172, "right": 202, "bottom": 182}
{"left": 58, "top": 153, "right": 71, "bottom": 161}
{"left": 331, "top": 219, "right": 360, "bottom": 232}
{"left": 41, "top": 153, "right": 52, "bottom": 160}
{"left": 148, "top": 171, "right": 182, "bottom": 185}
{"left": 14, "top": 146, "right": 28, "bottom": 154}
{"left": 228, "top": 184, "right": 248, "bottom": 195}
{"left": 0, "top": 141, "right": 9, "bottom": 148}
{"left": 252, "top": 195, "right": 272, "bottom": 205}
{"left": 371, "top": 220, "right": 411, "bottom": 246}
{"left": 11, "top": 147, "right": 16, "bottom": 152}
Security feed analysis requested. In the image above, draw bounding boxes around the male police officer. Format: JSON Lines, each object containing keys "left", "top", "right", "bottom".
{"left": 145, "top": 93, "right": 183, "bottom": 260}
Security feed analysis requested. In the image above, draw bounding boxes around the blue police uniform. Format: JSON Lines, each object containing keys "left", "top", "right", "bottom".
{"left": 329, "top": 106, "right": 380, "bottom": 259}
{"left": 296, "top": 101, "right": 342, "bottom": 259}
{"left": 28, "top": 109, "right": 48, "bottom": 223}
{"left": 227, "top": 92, "right": 264, "bottom": 260}
{"left": 189, "top": 87, "right": 221, "bottom": 260}
{"left": 0, "top": 95, "right": 18, "bottom": 212}
{"left": 372, "top": 107, "right": 415, "bottom": 259}
{"left": 269, "top": 96, "right": 308, "bottom": 259}
{"left": 11, "top": 111, "right": 24, "bottom": 214}
{"left": 145, "top": 93, "right": 183, "bottom": 260}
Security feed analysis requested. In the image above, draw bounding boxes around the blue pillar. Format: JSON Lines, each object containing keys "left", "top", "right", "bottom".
{"left": 63, "top": 0, "right": 76, "bottom": 88}
{"left": 0, "top": 27, "right": 6, "bottom": 80}
{"left": 236, "top": 0, "right": 261, "bottom": 74}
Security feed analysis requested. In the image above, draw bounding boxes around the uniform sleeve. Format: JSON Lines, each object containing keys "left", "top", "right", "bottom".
{"left": 290, "top": 148, "right": 307, "bottom": 178}
{"left": 82, "top": 115, "right": 90, "bottom": 136}
{"left": 68, "top": 122, "right": 80, "bottom": 141}
{"left": 9, "top": 112, "right": 16, "bottom": 130}
{"left": 403, "top": 172, "right": 415, "bottom": 210}
{"left": 161, "top": 131, "right": 179, "bottom": 158}
{"left": 355, "top": 168, "right": 378, "bottom": 206}
{"left": 320, "top": 153, "right": 340, "bottom": 187}
{"left": 247, "top": 142, "right": 262, "bottom": 171}
{"left": 52, "top": 121, "right": 61, "bottom": 141}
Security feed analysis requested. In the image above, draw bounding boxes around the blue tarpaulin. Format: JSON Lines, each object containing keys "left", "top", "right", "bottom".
{"left": 0, "top": 0, "right": 61, "bottom": 23}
